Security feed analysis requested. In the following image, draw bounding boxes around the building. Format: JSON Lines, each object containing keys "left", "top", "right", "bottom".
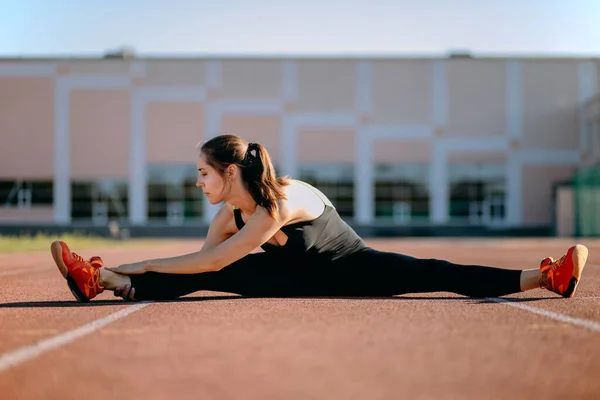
{"left": 1, "top": 54, "right": 599, "bottom": 235}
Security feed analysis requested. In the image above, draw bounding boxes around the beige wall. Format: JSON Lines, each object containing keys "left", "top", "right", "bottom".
{"left": 0, "top": 77, "right": 54, "bottom": 179}
{"left": 370, "top": 61, "right": 431, "bottom": 125}
{"left": 0, "top": 56, "right": 594, "bottom": 227}
{"left": 447, "top": 151, "right": 506, "bottom": 163}
{"left": 297, "top": 127, "right": 355, "bottom": 163}
{"left": 221, "top": 60, "right": 282, "bottom": 99}
{"left": 0, "top": 206, "right": 53, "bottom": 223}
{"left": 372, "top": 139, "right": 431, "bottom": 163}
{"left": 146, "top": 102, "right": 205, "bottom": 164}
{"left": 521, "top": 61, "right": 580, "bottom": 150}
{"left": 143, "top": 60, "right": 205, "bottom": 86}
{"left": 62, "top": 60, "right": 131, "bottom": 75}
{"left": 521, "top": 165, "right": 578, "bottom": 225}
{"left": 555, "top": 186, "right": 574, "bottom": 237}
{"left": 2, "top": 57, "right": 589, "bottom": 178}
{"left": 446, "top": 60, "right": 506, "bottom": 137}
{"left": 70, "top": 90, "right": 130, "bottom": 179}
{"left": 221, "top": 114, "right": 281, "bottom": 163}
{"left": 295, "top": 60, "right": 356, "bottom": 113}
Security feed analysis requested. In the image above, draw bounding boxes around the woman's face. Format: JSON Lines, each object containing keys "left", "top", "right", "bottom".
{"left": 196, "top": 154, "right": 229, "bottom": 204}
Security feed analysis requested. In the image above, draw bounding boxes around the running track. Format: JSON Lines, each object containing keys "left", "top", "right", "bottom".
{"left": 1, "top": 238, "right": 599, "bottom": 400}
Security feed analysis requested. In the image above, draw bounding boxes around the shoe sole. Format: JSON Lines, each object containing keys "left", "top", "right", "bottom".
{"left": 50, "top": 241, "right": 90, "bottom": 303}
{"left": 563, "top": 244, "right": 588, "bottom": 298}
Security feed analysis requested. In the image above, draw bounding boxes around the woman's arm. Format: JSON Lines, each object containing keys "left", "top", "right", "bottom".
{"left": 146, "top": 206, "right": 287, "bottom": 274}
{"left": 108, "top": 204, "right": 235, "bottom": 275}
{"left": 200, "top": 205, "right": 235, "bottom": 252}
{"left": 144, "top": 205, "right": 237, "bottom": 274}
{"left": 108, "top": 203, "right": 289, "bottom": 275}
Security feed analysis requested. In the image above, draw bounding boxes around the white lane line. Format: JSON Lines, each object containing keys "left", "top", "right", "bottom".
{"left": 0, "top": 267, "right": 50, "bottom": 277}
{"left": 487, "top": 297, "right": 600, "bottom": 332}
{"left": 0, "top": 302, "right": 152, "bottom": 373}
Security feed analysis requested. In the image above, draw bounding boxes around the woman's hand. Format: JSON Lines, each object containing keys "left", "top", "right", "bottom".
{"left": 106, "top": 261, "right": 149, "bottom": 275}
{"left": 114, "top": 284, "right": 136, "bottom": 301}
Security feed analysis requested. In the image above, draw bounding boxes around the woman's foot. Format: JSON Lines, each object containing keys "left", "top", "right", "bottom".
{"left": 539, "top": 244, "right": 588, "bottom": 298}
{"left": 98, "top": 269, "right": 133, "bottom": 297}
{"left": 51, "top": 241, "right": 105, "bottom": 303}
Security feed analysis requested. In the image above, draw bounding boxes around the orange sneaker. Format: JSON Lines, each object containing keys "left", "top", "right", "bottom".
{"left": 539, "top": 244, "right": 588, "bottom": 298}
{"left": 51, "top": 241, "right": 104, "bottom": 302}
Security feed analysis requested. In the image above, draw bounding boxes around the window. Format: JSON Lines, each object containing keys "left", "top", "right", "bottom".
{"left": 71, "top": 179, "right": 129, "bottom": 223}
{"left": 0, "top": 180, "right": 53, "bottom": 208}
{"left": 147, "top": 164, "right": 203, "bottom": 224}
{"left": 374, "top": 164, "right": 430, "bottom": 223}
{"left": 449, "top": 163, "right": 506, "bottom": 225}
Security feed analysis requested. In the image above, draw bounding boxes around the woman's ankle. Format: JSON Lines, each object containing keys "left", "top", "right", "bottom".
{"left": 99, "top": 269, "right": 131, "bottom": 290}
{"left": 520, "top": 269, "right": 542, "bottom": 291}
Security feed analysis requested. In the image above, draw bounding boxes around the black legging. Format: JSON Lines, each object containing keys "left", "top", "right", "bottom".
{"left": 129, "top": 248, "right": 523, "bottom": 300}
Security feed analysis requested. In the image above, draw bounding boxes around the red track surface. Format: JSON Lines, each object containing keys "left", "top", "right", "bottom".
{"left": 1, "top": 238, "right": 600, "bottom": 399}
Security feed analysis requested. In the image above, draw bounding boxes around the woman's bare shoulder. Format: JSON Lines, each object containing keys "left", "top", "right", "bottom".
{"left": 212, "top": 203, "right": 236, "bottom": 231}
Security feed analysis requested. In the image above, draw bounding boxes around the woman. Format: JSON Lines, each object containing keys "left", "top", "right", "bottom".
{"left": 51, "top": 134, "right": 588, "bottom": 303}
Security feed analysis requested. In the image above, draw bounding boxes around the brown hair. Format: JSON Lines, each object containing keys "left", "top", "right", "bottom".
{"left": 199, "top": 134, "right": 291, "bottom": 219}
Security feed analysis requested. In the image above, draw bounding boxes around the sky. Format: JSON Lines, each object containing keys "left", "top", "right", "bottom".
{"left": 1, "top": 0, "right": 599, "bottom": 57}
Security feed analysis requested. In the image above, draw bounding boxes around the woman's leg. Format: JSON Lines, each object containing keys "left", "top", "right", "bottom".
{"left": 101, "top": 245, "right": 586, "bottom": 300}
{"left": 320, "top": 248, "right": 525, "bottom": 298}
{"left": 123, "top": 248, "right": 526, "bottom": 299}
{"left": 124, "top": 252, "right": 315, "bottom": 300}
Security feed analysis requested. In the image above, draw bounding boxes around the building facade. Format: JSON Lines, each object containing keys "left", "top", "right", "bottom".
{"left": 0, "top": 56, "right": 598, "bottom": 231}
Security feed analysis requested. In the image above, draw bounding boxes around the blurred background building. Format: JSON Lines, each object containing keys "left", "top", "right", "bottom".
{"left": 1, "top": 52, "right": 599, "bottom": 236}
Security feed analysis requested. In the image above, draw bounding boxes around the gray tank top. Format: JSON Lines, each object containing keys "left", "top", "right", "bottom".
{"left": 233, "top": 181, "right": 366, "bottom": 262}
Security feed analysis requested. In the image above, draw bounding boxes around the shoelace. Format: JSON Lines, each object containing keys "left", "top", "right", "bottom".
{"left": 72, "top": 252, "right": 92, "bottom": 268}
{"left": 539, "top": 254, "right": 568, "bottom": 290}
{"left": 73, "top": 252, "right": 102, "bottom": 292}
{"left": 548, "top": 255, "right": 566, "bottom": 271}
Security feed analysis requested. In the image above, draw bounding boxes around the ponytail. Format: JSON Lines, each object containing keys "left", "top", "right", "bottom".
{"left": 241, "top": 142, "right": 290, "bottom": 220}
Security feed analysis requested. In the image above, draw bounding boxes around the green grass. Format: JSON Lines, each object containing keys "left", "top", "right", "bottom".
{"left": 0, "top": 233, "right": 170, "bottom": 254}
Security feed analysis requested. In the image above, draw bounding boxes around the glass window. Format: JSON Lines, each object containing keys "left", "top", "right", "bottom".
{"left": 374, "top": 163, "right": 430, "bottom": 223}
{"left": 147, "top": 164, "right": 203, "bottom": 224}
{"left": 31, "top": 181, "right": 53, "bottom": 205}
{"left": 449, "top": 163, "right": 506, "bottom": 225}
{"left": 0, "top": 180, "right": 53, "bottom": 208}
{"left": 71, "top": 179, "right": 129, "bottom": 223}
